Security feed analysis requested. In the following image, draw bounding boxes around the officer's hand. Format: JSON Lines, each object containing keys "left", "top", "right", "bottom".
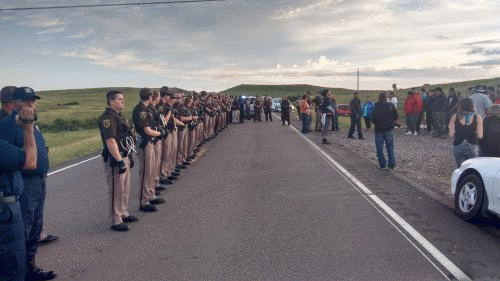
{"left": 160, "top": 128, "right": 167, "bottom": 138}
{"left": 17, "top": 108, "right": 36, "bottom": 130}
{"left": 129, "top": 156, "right": 134, "bottom": 169}
{"left": 193, "top": 116, "right": 198, "bottom": 121}
{"left": 117, "top": 160, "right": 127, "bottom": 174}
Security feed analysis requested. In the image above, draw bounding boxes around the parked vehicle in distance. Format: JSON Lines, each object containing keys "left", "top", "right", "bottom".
{"left": 272, "top": 98, "right": 282, "bottom": 112}
{"left": 337, "top": 104, "right": 351, "bottom": 116}
{"left": 450, "top": 157, "right": 500, "bottom": 221}
{"left": 271, "top": 98, "right": 295, "bottom": 112}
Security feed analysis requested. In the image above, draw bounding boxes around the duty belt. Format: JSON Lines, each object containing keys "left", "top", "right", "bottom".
{"left": 0, "top": 191, "right": 19, "bottom": 204}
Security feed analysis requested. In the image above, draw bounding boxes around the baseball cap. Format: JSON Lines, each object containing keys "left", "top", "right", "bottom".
{"left": 13, "top": 87, "right": 40, "bottom": 101}
{"left": 0, "top": 86, "right": 17, "bottom": 103}
{"left": 472, "top": 85, "right": 487, "bottom": 94}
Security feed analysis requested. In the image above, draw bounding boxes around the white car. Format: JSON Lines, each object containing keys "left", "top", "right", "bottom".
{"left": 451, "top": 157, "right": 500, "bottom": 221}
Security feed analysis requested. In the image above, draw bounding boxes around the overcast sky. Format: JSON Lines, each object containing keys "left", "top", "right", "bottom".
{"left": 1, "top": 0, "right": 499, "bottom": 92}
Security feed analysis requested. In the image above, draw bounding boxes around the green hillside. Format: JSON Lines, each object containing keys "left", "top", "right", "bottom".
{"left": 220, "top": 84, "right": 380, "bottom": 103}
{"left": 33, "top": 76, "right": 500, "bottom": 166}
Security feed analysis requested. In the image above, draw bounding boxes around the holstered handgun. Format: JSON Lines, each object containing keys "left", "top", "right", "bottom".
{"left": 138, "top": 135, "right": 148, "bottom": 149}
{"left": 102, "top": 146, "right": 110, "bottom": 163}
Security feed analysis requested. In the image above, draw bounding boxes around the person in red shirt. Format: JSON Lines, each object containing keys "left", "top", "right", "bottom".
{"left": 404, "top": 90, "right": 422, "bottom": 136}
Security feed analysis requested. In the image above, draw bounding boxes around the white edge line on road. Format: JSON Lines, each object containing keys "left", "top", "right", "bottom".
{"left": 272, "top": 113, "right": 471, "bottom": 281}
{"left": 47, "top": 155, "right": 100, "bottom": 176}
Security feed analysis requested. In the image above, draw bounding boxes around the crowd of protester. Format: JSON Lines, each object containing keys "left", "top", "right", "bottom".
{"left": 235, "top": 96, "right": 274, "bottom": 123}
{"left": 294, "top": 84, "right": 500, "bottom": 170}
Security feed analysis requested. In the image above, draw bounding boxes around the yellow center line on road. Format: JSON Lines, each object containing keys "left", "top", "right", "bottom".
{"left": 272, "top": 112, "right": 471, "bottom": 281}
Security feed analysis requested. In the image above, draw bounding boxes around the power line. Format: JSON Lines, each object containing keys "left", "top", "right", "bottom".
{"left": 0, "top": 0, "right": 224, "bottom": 11}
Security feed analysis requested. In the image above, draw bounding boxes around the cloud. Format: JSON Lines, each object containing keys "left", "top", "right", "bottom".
{"left": 484, "top": 49, "right": 500, "bottom": 56}
{"left": 387, "top": 0, "right": 436, "bottom": 13}
{"left": 67, "top": 29, "right": 94, "bottom": 38}
{"left": 464, "top": 40, "right": 500, "bottom": 46}
{"left": 466, "top": 48, "right": 500, "bottom": 56}
{"left": 467, "top": 48, "right": 484, "bottom": 55}
{"left": 21, "top": 15, "right": 64, "bottom": 28}
{"left": 460, "top": 60, "right": 500, "bottom": 67}
{"left": 1, "top": 16, "right": 16, "bottom": 22}
{"left": 63, "top": 47, "right": 171, "bottom": 74}
{"left": 35, "top": 27, "right": 65, "bottom": 35}
{"left": 272, "top": 0, "right": 345, "bottom": 20}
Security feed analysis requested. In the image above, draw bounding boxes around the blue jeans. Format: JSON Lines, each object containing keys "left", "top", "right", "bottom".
{"left": 301, "top": 113, "right": 310, "bottom": 133}
{"left": 454, "top": 142, "right": 478, "bottom": 168}
{"left": 407, "top": 114, "right": 418, "bottom": 133}
{"left": 375, "top": 130, "right": 395, "bottom": 168}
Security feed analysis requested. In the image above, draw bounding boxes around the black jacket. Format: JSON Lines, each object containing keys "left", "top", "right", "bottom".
{"left": 481, "top": 115, "right": 500, "bottom": 157}
{"left": 372, "top": 101, "right": 399, "bottom": 133}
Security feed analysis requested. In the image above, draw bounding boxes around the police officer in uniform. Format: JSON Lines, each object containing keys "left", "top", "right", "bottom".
{"left": 0, "top": 106, "right": 37, "bottom": 281}
{"left": 132, "top": 88, "right": 165, "bottom": 213}
{"left": 98, "top": 90, "right": 138, "bottom": 232}
{"left": 149, "top": 90, "right": 167, "bottom": 195}
{"left": 0, "top": 87, "right": 56, "bottom": 280}
{"left": 158, "top": 87, "right": 184, "bottom": 184}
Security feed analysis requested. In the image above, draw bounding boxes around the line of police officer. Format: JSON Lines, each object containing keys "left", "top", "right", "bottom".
{"left": 98, "top": 87, "right": 235, "bottom": 232}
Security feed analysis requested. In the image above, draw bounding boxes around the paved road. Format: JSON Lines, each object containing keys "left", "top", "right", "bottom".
{"left": 37, "top": 119, "right": 500, "bottom": 280}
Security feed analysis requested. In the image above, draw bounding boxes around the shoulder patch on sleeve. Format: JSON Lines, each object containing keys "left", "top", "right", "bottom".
{"left": 140, "top": 112, "right": 147, "bottom": 120}
{"left": 103, "top": 119, "right": 111, "bottom": 129}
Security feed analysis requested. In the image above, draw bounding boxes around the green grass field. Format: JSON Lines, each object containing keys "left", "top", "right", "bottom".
{"left": 35, "top": 77, "right": 499, "bottom": 166}
{"left": 44, "top": 129, "right": 101, "bottom": 167}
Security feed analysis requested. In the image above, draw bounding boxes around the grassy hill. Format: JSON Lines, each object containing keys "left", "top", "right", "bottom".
{"left": 35, "top": 76, "right": 500, "bottom": 166}
{"left": 220, "top": 84, "right": 380, "bottom": 103}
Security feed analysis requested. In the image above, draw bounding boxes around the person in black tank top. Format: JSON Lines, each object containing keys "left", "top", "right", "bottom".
{"left": 449, "top": 98, "right": 484, "bottom": 167}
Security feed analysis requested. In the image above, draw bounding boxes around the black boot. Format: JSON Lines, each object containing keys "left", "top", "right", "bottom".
{"left": 25, "top": 255, "right": 56, "bottom": 280}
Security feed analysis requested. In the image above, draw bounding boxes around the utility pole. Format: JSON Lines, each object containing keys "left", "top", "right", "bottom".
{"left": 357, "top": 68, "right": 360, "bottom": 91}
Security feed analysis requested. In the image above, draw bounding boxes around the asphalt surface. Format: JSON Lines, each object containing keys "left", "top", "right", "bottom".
{"left": 37, "top": 118, "right": 500, "bottom": 280}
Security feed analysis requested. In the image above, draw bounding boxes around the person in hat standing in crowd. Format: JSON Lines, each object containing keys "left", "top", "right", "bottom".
{"left": 280, "top": 96, "right": 291, "bottom": 126}
{"left": 448, "top": 97, "right": 483, "bottom": 167}
{"left": 319, "top": 89, "right": 336, "bottom": 144}
{"left": 0, "top": 105, "right": 38, "bottom": 281}
{"left": 431, "top": 87, "right": 450, "bottom": 138}
{"left": 0, "top": 87, "right": 56, "bottom": 280}
{"left": 372, "top": 92, "right": 399, "bottom": 170}
{"left": 98, "top": 90, "right": 138, "bottom": 232}
{"left": 469, "top": 85, "right": 493, "bottom": 119}
{"left": 263, "top": 96, "right": 273, "bottom": 122}
{"left": 133, "top": 88, "right": 165, "bottom": 214}
{"left": 348, "top": 91, "right": 364, "bottom": 139}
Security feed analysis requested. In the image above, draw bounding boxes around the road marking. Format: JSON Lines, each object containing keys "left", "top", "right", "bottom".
{"left": 272, "top": 113, "right": 471, "bottom": 281}
{"left": 47, "top": 143, "right": 208, "bottom": 177}
{"left": 48, "top": 155, "right": 100, "bottom": 176}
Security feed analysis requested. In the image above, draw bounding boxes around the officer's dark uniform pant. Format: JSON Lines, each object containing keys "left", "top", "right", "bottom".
{"left": 281, "top": 110, "right": 290, "bottom": 125}
{"left": 264, "top": 108, "right": 272, "bottom": 122}
{"left": 348, "top": 116, "right": 363, "bottom": 138}
{"left": 0, "top": 201, "right": 26, "bottom": 281}
{"left": 20, "top": 176, "right": 45, "bottom": 259}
